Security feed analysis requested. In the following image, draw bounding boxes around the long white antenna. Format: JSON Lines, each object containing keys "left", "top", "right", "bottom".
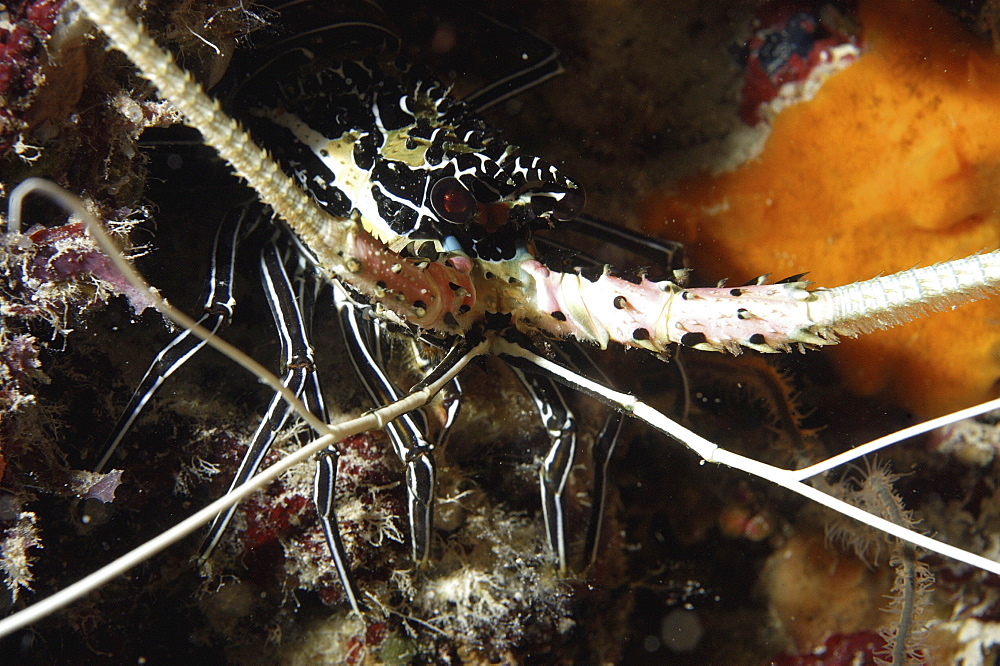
{"left": 495, "top": 338, "right": 1000, "bottom": 576}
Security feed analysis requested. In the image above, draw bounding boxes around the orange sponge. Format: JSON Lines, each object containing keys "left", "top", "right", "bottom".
{"left": 645, "top": 0, "right": 1000, "bottom": 418}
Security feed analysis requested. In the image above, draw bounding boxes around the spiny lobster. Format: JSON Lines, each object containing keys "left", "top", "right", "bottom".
{"left": 3, "top": 0, "right": 1000, "bottom": 661}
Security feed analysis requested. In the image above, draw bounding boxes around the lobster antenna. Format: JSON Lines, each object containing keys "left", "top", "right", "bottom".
{"left": 495, "top": 338, "right": 1000, "bottom": 577}
{"left": 70, "top": 0, "right": 345, "bottom": 265}
{"left": 792, "top": 396, "right": 1000, "bottom": 481}
{"left": 810, "top": 254, "right": 1000, "bottom": 337}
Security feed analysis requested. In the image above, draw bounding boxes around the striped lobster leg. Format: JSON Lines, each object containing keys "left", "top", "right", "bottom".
{"left": 93, "top": 205, "right": 248, "bottom": 473}
{"left": 333, "top": 281, "right": 443, "bottom": 569}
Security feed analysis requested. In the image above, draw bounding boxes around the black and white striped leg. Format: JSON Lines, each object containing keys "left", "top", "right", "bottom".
{"left": 296, "top": 329, "right": 348, "bottom": 572}
{"left": 436, "top": 375, "right": 463, "bottom": 450}
{"left": 314, "top": 445, "right": 364, "bottom": 616}
{"left": 563, "top": 214, "right": 686, "bottom": 272}
{"left": 509, "top": 366, "right": 578, "bottom": 574}
{"left": 557, "top": 343, "right": 625, "bottom": 570}
{"left": 584, "top": 409, "right": 623, "bottom": 569}
{"left": 95, "top": 205, "right": 249, "bottom": 473}
{"left": 333, "top": 283, "right": 461, "bottom": 566}
{"left": 197, "top": 239, "right": 316, "bottom": 560}
{"left": 335, "top": 280, "right": 480, "bottom": 570}
{"left": 291, "top": 274, "right": 365, "bottom": 615}
{"left": 197, "top": 241, "right": 363, "bottom": 614}
{"left": 529, "top": 218, "right": 689, "bottom": 572}
{"left": 501, "top": 347, "right": 631, "bottom": 571}
{"left": 534, "top": 214, "right": 687, "bottom": 285}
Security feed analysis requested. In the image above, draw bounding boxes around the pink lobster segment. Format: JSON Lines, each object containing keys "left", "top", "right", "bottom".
{"left": 516, "top": 250, "right": 1000, "bottom": 355}
{"left": 517, "top": 261, "right": 828, "bottom": 354}
{"left": 341, "top": 232, "right": 1000, "bottom": 357}
{"left": 344, "top": 234, "right": 831, "bottom": 353}
{"left": 327, "top": 224, "right": 831, "bottom": 352}
{"left": 343, "top": 226, "right": 477, "bottom": 333}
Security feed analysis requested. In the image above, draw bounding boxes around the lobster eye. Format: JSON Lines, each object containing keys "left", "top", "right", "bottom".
{"left": 430, "top": 177, "right": 478, "bottom": 225}
{"left": 552, "top": 187, "right": 585, "bottom": 222}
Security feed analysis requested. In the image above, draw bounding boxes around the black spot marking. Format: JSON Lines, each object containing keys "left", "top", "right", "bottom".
{"left": 737, "top": 308, "right": 750, "bottom": 320}
{"left": 353, "top": 132, "right": 380, "bottom": 171}
{"left": 680, "top": 331, "right": 708, "bottom": 347}
{"left": 551, "top": 311, "right": 566, "bottom": 321}
{"left": 632, "top": 328, "right": 650, "bottom": 341}
{"left": 414, "top": 242, "right": 440, "bottom": 262}
{"left": 613, "top": 296, "right": 627, "bottom": 310}
{"left": 578, "top": 265, "right": 604, "bottom": 282}
{"left": 425, "top": 142, "right": 444, "bottom": 165}
{"left": 730, "top": 288, "right": 743, "bottom": 297}
{"left": 484, "top": 310, "right": 513, "bottom": 330}
{"left": 748, "top": 333, "right": 766, "bottom": 345}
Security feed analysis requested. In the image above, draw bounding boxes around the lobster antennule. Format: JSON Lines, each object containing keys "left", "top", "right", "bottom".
{"left": 72, "top": 0, "right": 345, "bottom": 260}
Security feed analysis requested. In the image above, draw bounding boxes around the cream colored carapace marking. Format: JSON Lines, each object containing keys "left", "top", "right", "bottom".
{"left": 262, "top": 107, "right": 389, "bottom": 239}
{"left": 261, "top": 107, "right": 436, "bottom": 253}
{"left": 380, "top": 129, "right": 431, "bottom": 167}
